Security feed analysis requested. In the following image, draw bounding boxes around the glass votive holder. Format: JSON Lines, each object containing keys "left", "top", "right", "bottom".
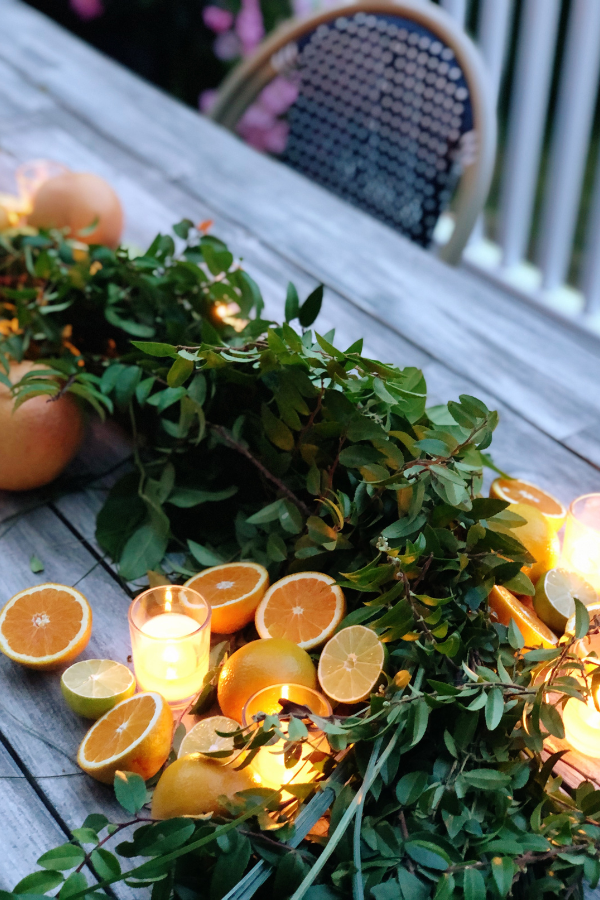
{"left": 242, "top": 683, "right": 332, "bottom": 791}
{"left": 15, "top": 160, "right": 69, "bottom": 209}
{"left": 563, "top": 687, "right": 600, "bottom": 758}
{"left": 128, "top": 585, "right": 211, "bottom": 708}
{"left": 562, "top": 494, "right": 600, "bottom": 592}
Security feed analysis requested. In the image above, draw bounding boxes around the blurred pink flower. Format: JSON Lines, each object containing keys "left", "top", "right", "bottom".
{"left": 236, "top": 0, "right": 265, "bottom": 57}
{"left": 203, "top": 5, "right": 234, "bottom": 33}
{"left": 235, "top": 79, "right": 298, "bottom": 154}
{"left": 70, "top": 0, "right": 104, "bottom": 19}
{"left": 213, "top": 31, "right": 241, "bottom": 61}
{"left": 199, "top": 89, "right": 218, "bottom": 113}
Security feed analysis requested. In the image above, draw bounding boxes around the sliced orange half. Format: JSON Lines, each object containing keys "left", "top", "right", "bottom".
{"left": 488, "top": 585, "right": 558, "bottom": 649}
{"left": 318, "top": 625, "right": 384, "bottom": 703}
{"left": 184, "top": 562, "right": 269, "bottom": 634}
{"left": 77, "top": 692, "right": 173, "bottom": 784}
{"left": 0, "top": 583, "right": 92, "bottom": 670}
{"left": 255, "top": 572, "right": 346, "bottom": 650}
{"left": 490, "top": 478, "right": 566, "bottom": 532}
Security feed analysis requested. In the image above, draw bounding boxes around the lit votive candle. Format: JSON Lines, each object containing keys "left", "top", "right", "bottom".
{"left": 128, "top": 585, "right": 211, "bottom": 707}
{"left": 563, "top": 689, "right": 600, "bottom": 758}
{"left": 562, "top": 494, "right": 600, "bottom": 592}
{"left": 242, "top": 683, "right": 331, "bottom": 791}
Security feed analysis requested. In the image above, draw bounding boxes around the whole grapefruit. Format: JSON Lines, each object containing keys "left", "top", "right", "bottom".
{"left": 28, "top": 172, "right": 123, "bottom": 248}
{"left": 0, "top": 360, "right": 85, "bottom": 491}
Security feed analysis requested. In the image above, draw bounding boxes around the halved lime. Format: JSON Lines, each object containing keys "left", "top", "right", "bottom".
{"left": 534, "top": 569, "right": 598, "bottom": 634}
{"left": 177, "top": 715, "right": 239, "bottom": 763}
{"left": 61, "top": 659, "right": 135, "bottom": 719}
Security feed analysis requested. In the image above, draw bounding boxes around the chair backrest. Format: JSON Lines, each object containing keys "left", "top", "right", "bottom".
{"left": 209, "top": 0, "right": 496, "bottom": 264}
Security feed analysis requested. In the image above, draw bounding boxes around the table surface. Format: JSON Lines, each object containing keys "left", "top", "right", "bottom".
{"left": 1, "top": 0, "right": 600, "bottom": 892}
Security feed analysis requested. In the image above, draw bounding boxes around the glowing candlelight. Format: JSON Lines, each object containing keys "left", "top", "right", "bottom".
{"left": 562, "top": 494, "right": 600, "bottom": 591}
{"left": 242, "top": 683, "right": 331, "bottom": 791}
{"left": 563, "top": 688, "right": 600, "bottom": 758}
{"left": 128, "top": 585, "right": 211, "bottom": 706}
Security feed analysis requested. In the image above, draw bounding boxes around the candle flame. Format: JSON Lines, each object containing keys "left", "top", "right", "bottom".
{"left": 165, "top": 587, "right": 172, "bottom": 612}
{"left": 281, "top": 684, "right": 289, "bottom": 700}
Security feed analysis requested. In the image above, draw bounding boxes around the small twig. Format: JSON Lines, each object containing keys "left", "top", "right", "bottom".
{"left": 294, "top": 380, "right": 325, "bottom": 457}
{"left": 46, "top": 373, "right": 76, "bottom": 402}
{"left": 75, "top": 817, "right": 157, "bottom": 873}
{"left": 208, "top": 422, "right": 310, "bottom": 517}
{"left": 411, "top": 553, "right": 434, "bottom": 592}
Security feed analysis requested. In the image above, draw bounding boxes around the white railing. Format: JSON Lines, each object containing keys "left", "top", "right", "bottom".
{"left": 439, "top": 0, "right": 600, "bottom": 336}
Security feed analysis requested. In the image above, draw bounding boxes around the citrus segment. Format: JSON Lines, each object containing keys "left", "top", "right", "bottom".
{"left": 534, "top": 569, "right": 598, "bottom": 634}
{"left": 0, "top": 584, "right": 92, "bottom": 670}
{"left": 178, "top": 715, "right": 239, "bottom": 761}
{"left": 490, "top": 478, "right": 566, "bottom": 532}
{"left": 217, "top": 638, "right": 317, "bottom": 723}
{"left": 318, "top": 625, "right": 384, "bottom": 703}
{"left": 488, "top": 585, "right": 558, "bottom": 648}
{"left": 184, "top": 562, "right": 269, "bottom": 634}
{"left": 506, "top": 502, "right": 560, "bottom": 585}
{"left": 255, "top": 572, "right": 346, "bottom": 650}
{"left": 77, "top": 692, "right": 173, "bottom": 783}
{"left": 151, "top": 754, "right": 259, "bottom": 818}
{"left": 61, "top": 659, "right": 135, "bottom": 719}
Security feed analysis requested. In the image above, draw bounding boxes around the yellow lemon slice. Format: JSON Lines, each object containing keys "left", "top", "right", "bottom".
{"left": 61, "top": 659, "right": 135, "bottom": 719}
{"left": 318, "top": 625, "right": 384, "bottom": 703}
{"left": 178, "top": 715, "right": 239, "bottom": 763}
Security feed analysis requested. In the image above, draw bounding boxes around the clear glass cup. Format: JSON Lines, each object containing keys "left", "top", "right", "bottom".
{"left": 128, "top": 585, "right": 211, "bottom": 707}
{"left": 561, "top": 493, "right": 600, "bottom": 592}
{"left": 242, "top": 683, "right": 332, "bottom": 790}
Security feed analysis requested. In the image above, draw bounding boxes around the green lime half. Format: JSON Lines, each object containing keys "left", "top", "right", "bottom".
{"left": 61, "top": 659, "right": 135, "bottom": 719}
{"left": 534, "top": 569, "right": 598, "bottom": 634}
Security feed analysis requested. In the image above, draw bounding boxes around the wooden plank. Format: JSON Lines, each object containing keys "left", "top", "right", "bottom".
{"left": 0, "top": 743, "right": 70, "bottom": 890}
{"left": 0, "top": 0, "right": 599, "bottom": 456}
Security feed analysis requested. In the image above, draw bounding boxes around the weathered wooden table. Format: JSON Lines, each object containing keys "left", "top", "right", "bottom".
{"left": 1, "top": 0, "right": 600, "bottom": 892}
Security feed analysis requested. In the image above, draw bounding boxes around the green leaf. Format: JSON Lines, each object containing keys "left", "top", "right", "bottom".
{"left": 581, "top": 789, "right": 600, "bottom": 816}
{"left": 485, "top": 687, "right": 504, "bottom": 731}
{"left": 261, "top": 403, "right": 294, "bottom": 451}
{"left": 462, "top": 769, "right": 510, "bottom": 791}
{"left": 246, "top": 500, "right": 283, "bottom": 525}
{"left": 90, "top": 848, "right": 121, "bottom": 880}
{"left": 285, "top": 282, "right": 300, "bottom": 322}
{"left": 463, "top": 867, "right": 486, "bottom": 900}
{"left": 507, "top": 618, "right": 525, "bottom": 650}
{"left": 29, "top": 554, "right": 44, "bottom": 573}
{"left": 114, "top": 770, "right": 147, "bottom": 814}
{"left": 167, "top": 356, "right": 195, "bottom": 388}
{"left": 491, "top": 857, "right": 516, "bottom": 897}
{"left": 105, "top": 306, "right": 155, "bottom": 337}
{"left": 187, "top": 539, "right": 226, "bottom": 567}
{"left": 58, "top": 871, "right": 88, "bottom": 899}
{"left": 540, "top": 702, "right": 565, "bottom": 739}
{"left": 404, "top": 840, "right": 449, "bottom": 871}
{"left": 298, "top": 285, "right": 323, "bottom": 327}
{"left": 168, "top": 486, "right": 238, "bottom": 508}
{"left": 574, "top": 598, "right": 590, "bottom": 640}
{"left": 37, "top": 844, "right": 85, "bottom": 872}
{"left": 13, "top": 870, "right": 64, "bottom": 894}
{"left": 119, "top": 513, "right": 170, "bottom": 581}
{"left": 131, "top": 341, "right": 178, "bottom": 358}
{"left": 396, "top": 771, "right": 429, "bottom": 806}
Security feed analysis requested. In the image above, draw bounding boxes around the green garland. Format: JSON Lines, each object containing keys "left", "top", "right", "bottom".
{"left": 1, "top": 223, "right": 600, "bottom": 900}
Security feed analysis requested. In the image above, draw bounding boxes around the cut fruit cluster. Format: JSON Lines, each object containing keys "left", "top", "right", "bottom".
{"left": 488, "top": 584, "right": 557, "bottom": 648}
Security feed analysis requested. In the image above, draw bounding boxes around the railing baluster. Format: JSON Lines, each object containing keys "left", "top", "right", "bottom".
{"left": 497, "top": 0, "right": 561, "bottom": 269}
{"left": 477, "top": 0, "right": 513, "bottom": 103}
{"left": 581, "top": 150, "right": 600, "bottom": 316}
{"left": 537, "top": 0, "right": 600, "bottom": 293}
{"left": 440, "top": 0, "right": 468, "bottom": 28}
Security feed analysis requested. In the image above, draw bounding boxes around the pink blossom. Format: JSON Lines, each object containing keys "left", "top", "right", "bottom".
{"left": 260, "top": 77, "right": 299, "bottom": 116}
{"left": 213, "top": 31, "right": 241, "bottom": 61}
{"left": 236, "top": 0, "right": 265, "bottom": 57}
{"left": 235, "top": 79, "right": 298, "bottom": 154}
{"left": 203, "top": 6, "right": 234, "bottom": 33}
{"left": 199, "top": 89, "right": 218, "bottom": 113}
{"left": 70, "top": 0, "right": 104, "bottom": 20}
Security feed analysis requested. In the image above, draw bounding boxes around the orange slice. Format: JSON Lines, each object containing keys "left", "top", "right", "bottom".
{"left": 184, "top": 562, "right": 269, "bottom": 634}
{"left": 490, "top": 478, "right": 566, "bottom": 532}
{"left": 0, "top": 583, "right": 92, "bottom": 670}
{"left": 77, "top": 692, "right": 173, "bottom": 783}
{"left": 255, "top": 572, "right": 346, "bottom": 650}
{"left": 318, "top": 625, "right": 384, "bottom": 703}
{"left": 488, "top": 585, "right": 558, "bottom": 649}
